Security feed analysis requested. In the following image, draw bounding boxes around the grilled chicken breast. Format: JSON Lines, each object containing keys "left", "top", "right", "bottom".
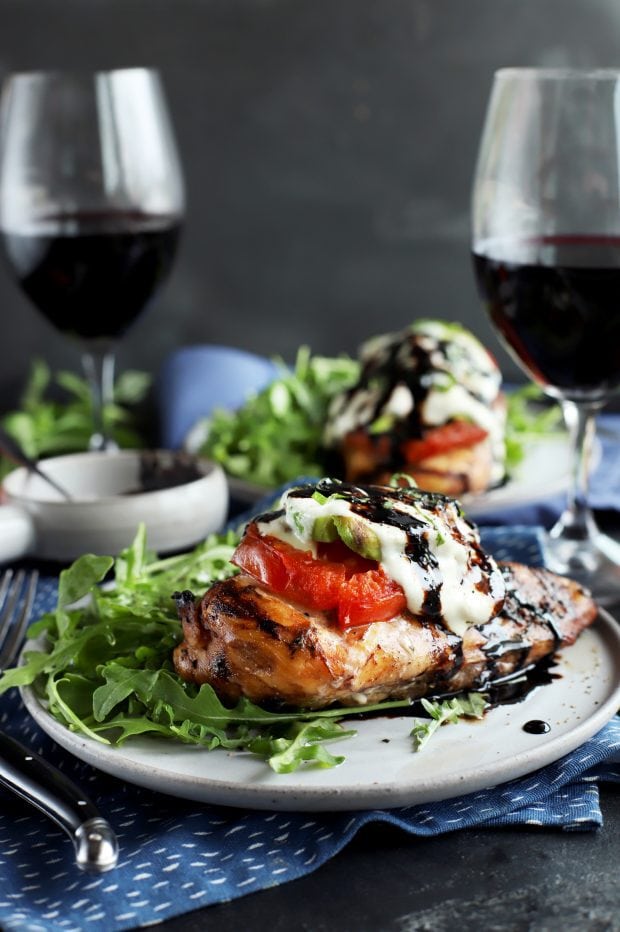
{"left": 173, "top": 562, "right": 597, "bottom": 709}
{"left": 342, "top": 417, "right": 500, "bottom": 496}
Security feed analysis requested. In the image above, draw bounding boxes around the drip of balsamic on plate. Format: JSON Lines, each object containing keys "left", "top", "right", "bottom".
{"left": 523, "top": 719, "right": 551, "bottom": 734}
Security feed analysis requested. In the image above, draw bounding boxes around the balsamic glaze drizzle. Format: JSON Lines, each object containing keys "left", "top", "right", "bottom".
{"left": 342, "top": 654, "right": 561, "bottom": 722}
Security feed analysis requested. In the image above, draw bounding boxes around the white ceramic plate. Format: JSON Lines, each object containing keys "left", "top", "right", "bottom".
{"left": 21, "top": 610, "right": 620, "bottom": 812}
{"left": 223, "top": 432, "right": 582, "bottom": 517}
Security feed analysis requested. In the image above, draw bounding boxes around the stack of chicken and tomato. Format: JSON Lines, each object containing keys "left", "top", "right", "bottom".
{"left": 173, "top": 478, "right": 596, "bottom": 710}
{"left": 323, "top": 318, "right": 507, "bottom": 496}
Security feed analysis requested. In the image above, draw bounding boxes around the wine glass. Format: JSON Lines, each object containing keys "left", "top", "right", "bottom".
{"left": 472, "top": 67, "right": 620, "bottom": 604}
{"left": 0, "top": 68, "right": 184, "bottom": 451}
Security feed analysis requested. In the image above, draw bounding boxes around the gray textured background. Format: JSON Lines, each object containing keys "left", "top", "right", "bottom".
{"left": 0, "top": 0, "right": 618, "bottom": 407}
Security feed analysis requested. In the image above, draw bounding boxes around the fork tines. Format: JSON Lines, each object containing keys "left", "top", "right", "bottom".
{"left": 0, "top": 569, "right": 40, "bottom": 672}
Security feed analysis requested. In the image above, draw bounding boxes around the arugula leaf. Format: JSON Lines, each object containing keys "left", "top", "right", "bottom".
{"left": 504, "top": 383, "right": 563, "bottom": 473}
{"left": 57, "top": 554, "right": 114, "bottom": 610}
{"left": 0, "top": 359, "right": 150, "bottom": 479}
{"left": 411, "top": 693, "right": 488, "bottom": 751}
{"left": 248, "top": 720, "right": 354, "bottom": 773}
{"left": 49, "top": 675, "right": 110, "bottom": 744}
{"left": 200, "top": 348, "right": 359, "bottom": 487}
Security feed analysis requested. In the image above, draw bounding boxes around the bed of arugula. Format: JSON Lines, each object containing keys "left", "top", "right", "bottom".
{"left": 0, "top": 523, "right": 487, "bottom": 774}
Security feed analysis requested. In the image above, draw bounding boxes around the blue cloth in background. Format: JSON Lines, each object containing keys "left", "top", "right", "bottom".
{"left": 0, "top": 526, "right": 619, "bottom": 932}
{"left": 157, "top": 344, "right": 280, "bottom": 451}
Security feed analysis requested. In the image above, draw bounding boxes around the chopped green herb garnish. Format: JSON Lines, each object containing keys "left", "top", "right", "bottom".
{"left": 369, "top": 413, "right": 395, "bottom": 434}
{"left": 389, "top": 473, "right": 419, "bottom": 489}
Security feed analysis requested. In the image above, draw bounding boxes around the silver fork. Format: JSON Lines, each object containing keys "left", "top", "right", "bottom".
{"left": 0, "top": 569, "right": 118, "bottom": 871}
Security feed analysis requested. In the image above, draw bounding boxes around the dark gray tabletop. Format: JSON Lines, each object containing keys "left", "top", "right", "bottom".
{"left": 157, "top": 796, "right": 620, "bottom": 931}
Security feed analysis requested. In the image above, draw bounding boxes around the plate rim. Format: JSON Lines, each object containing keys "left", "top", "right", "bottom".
{"left": 20, "top": 608, "right": 620, "bottom": 812}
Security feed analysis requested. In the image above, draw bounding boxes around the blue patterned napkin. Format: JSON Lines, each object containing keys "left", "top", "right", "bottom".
{"left": 0, "top": 527, "right": 619, "bottom": 932}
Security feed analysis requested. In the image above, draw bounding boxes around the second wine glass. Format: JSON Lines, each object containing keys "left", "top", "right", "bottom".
{"left": 472, "top": 68, "right": 620, "bottom": 603}
{"left": 0, "top": 67, "right": 185, "bottom": 451}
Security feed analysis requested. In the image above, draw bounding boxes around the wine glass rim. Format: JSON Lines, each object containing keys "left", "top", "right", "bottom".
{"left": 4, "top": 66, "right": 161, "bottom": 83}
{"left": 495, "top": 66, "right": 620, "bottom": 81}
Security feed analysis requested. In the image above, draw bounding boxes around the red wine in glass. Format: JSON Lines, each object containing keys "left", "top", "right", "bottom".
{"left": 472, "top": 69, "right": 620, "bottom": 602}
{"left": 2, "top": 210, "right": 181, "bottom": 343}
{"left": 472, "top": 235, "right": 620, "bottom": 399}
{"left": 0, "top": 68, "right": 185, "bottom": 451}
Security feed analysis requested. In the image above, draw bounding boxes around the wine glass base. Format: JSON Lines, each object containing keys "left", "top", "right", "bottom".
{"left": 542, "top": 531, "right": 620, "bottom": 607}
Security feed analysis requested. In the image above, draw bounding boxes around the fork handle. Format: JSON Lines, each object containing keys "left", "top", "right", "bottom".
{"left": 0, "top": 730, "right": 118, "bottom": 871}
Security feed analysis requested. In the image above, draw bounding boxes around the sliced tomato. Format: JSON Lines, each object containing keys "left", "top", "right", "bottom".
{"left": 231, "top": 522, "right": 406, "bottom": 628}
{"left": 401, "top": 420, "right": 488, "bottom": 463}
{"left": 231, "top": 523, "right": 289, "bottom": 591}
{"left": 232, "top": 523, "right": 346, "bottom": 611}
{"left": 338, "top": 570, "right": 407, "bottom": 629}
{"left": 316, "top": 539, "right": 377, "bottom": 575}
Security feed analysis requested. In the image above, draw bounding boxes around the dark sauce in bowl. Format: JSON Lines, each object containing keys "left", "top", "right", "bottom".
{"left": 124, "top": 452, "right": 206, "bottom": 495}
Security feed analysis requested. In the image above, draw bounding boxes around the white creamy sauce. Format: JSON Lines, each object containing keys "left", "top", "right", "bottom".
{"left": 257, "top": 487, "right": 505, "bottom": 636}
{"left": 423, "top": 383, "right": 494, "bottom": 431}
{"left": 324, "top": 385, "right": 383, "bottom": 445}
{"left": 422, "top": 382, "right": 507, "bottom": 483}
{"left": 383, "top": 383, "right": 414, "bottom": 418}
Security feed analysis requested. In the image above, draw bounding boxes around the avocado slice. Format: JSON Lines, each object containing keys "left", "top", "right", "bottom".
{"left": 311, "top": 512, "right": 382, "bottom": 561}
{"left": 312, "top": 515, "right": 340, "bottom": 542}
{"left": 333, "top": 516, "right": 382, "bottom": 561}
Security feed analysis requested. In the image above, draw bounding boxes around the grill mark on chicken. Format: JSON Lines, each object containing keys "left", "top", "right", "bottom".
{"left": 290, "top": 631, "right": 319, "bottom": 656}
{"left": 172, "top": 561, "right": 597, "bottom": 710}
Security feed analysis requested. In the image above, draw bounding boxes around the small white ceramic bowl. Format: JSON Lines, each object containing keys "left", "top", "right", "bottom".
{"left": 0, "top": 449, "right": 229, "bottom": 563}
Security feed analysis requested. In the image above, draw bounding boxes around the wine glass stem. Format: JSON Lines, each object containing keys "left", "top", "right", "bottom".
{"left": 550, "top": 398, "right": 602, "bottom": 542}
{"left": 81, "top": 349, "right": 118, "bottom": 452}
